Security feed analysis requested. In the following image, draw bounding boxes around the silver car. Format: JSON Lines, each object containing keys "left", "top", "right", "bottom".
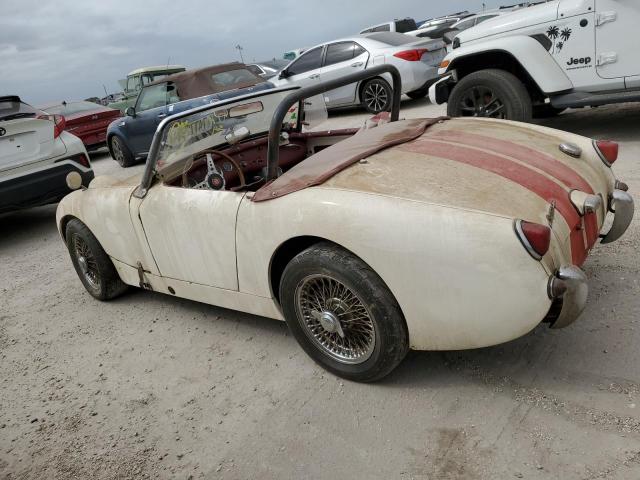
{"left": 272, "top": 32, "right": 446, "bottom": 113}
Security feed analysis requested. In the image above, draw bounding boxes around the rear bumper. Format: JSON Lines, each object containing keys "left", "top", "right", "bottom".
{"left": 600, "top": 188, "right": 634, "bottom": 244}
{"left": 548, "top": 266, "right": 588, "bottom": 329}
{"left": 0, "top": 161, "right": 94, "bottom": 214}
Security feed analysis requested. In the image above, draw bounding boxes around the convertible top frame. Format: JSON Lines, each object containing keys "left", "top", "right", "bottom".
{"left": 266, "top": 65, "right": 402, "bottom": 181}
{"left": 134, "top": 65, "right": 401, "bottom": 198}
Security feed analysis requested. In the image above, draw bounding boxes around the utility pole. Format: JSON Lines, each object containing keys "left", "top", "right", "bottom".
{"left": 235, "top": 44, "right": 245, "bottom": 63}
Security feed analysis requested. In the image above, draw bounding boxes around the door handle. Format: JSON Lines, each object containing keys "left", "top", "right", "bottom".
{"left": 351, "top": 62, "right": 364, "bottom": 67}
{"left": 308, "top": 74, "right": 320, "bottom": 80}
{"left": 157, "top": 113, "right": 167, "bottom": 118}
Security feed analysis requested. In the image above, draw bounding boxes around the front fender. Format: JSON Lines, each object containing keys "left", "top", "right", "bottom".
{"left": 442, "top": 35, "right": 573, "bottom": 95}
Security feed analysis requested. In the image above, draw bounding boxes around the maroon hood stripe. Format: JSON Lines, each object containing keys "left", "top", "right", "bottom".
{"left": 398, "top": 138, "right": 589, "bottom": 264}
{"left": 430, "top": 130, "right": 594, "bottom": 194}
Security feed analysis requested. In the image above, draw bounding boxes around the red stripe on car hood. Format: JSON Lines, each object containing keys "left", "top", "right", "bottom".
{"left": 429, "top": 130, "right": 594, "bottom": 194}
{"left": 398, "top": 138, "right": 588, "bottom": 265}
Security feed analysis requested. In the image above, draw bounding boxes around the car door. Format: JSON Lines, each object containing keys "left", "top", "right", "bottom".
{"left": 277, "top": 46, "right": 324, "bottom": 90}
{"left": 128, "top": 83, "right": 170, "bottom": 154}
{"left": 320, "top": 42, "right": 370, "bottom": 107}
{"left": 595, "top": 0, "right": 640, "bottom": 83}
{"left": 137, "top": 184, "right": 244, "bottom": 290}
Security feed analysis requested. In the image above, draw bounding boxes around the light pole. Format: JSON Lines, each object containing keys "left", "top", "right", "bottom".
{"left": 235, "top": 44, "right": 245, "bottom": 63}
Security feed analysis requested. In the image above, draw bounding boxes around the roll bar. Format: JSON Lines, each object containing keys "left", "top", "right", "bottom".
{"left": 266, "top": 64, "right": 402, "bottom": 181}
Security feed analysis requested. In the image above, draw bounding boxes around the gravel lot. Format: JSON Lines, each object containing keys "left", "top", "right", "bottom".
{"left": 1, "top": 98, "right": 640, "bottom": 479}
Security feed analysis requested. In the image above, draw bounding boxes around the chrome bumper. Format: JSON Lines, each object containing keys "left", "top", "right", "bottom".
{"left": 601, "top": 188, "right": 634, "bottom": 244}
{"left": 548, "top": 266, "right": 588, "bottom": 329}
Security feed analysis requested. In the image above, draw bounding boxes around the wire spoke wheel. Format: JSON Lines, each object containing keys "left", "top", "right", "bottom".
{"left": 73, "top": 235, "right": 101, "bottom": 290}
{"left": 459, "top": 85, "right": 506, "bottom": 119}
{"left": 295, "top": 274, "right": 376, "bottom": 364}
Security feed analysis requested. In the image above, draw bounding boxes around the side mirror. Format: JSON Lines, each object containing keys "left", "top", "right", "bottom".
{"left": 278, "top": 69, "right": 289, "bottom": 79}
{"left": 65, "top": 171, "right": 83, "bottom": 191}
{"left": 125, "top": 106, "right": 136, "bottom": 117}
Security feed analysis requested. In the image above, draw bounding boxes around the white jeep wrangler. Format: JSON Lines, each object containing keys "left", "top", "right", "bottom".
{"left": 430, "top": 0, "right": 640, "bottom": 121}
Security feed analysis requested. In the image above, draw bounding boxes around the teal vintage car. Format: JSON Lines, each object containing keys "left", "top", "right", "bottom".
{"left": 107, "top": 65, "right": 186, "bottom": 113}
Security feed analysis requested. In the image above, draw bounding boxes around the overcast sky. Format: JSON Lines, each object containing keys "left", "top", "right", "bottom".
{"left": 1, "top": 0, "right": 507, "bottom": 104}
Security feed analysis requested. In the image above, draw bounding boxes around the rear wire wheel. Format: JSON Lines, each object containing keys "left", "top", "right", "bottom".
{"left": 280, "top": 243, "right": 409, "bottom": 382}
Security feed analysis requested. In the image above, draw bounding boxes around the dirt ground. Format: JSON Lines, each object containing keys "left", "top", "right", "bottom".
{"left": 2, "top": 98, "right": 640, "bottom": 479}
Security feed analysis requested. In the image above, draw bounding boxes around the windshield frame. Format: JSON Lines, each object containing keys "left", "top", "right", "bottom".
{"left": 134, "top": 85, "right": 300, "bottom": 198}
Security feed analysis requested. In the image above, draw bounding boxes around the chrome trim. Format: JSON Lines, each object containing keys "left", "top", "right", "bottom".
{"left": 514, "top": 219, "right": 542, "bottom": 261}
{"left": 583, "top": 194, "right": 603, "bottom": 214}
{"left": 601, "top": 189, "right": 634, "bottom": 244}
{"left": 550, "top": 266, "right": 588, "bottom": 329}
{"left": 559, "top": 142, "right": 582, "bottom": 158}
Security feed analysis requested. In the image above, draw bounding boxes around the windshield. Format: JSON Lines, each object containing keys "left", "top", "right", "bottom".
{"left": 154, "top": 88, "right": 319, "bottom": 180}
{"left": 0, "top": 98, "right": 37, "bottom": 121}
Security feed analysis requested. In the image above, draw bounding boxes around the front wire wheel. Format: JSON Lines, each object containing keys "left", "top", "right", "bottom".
{"left": 73, "top": 235, "right": 101, "bottom": 290}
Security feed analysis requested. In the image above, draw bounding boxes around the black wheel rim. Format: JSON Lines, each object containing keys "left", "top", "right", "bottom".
{"left": 458, "top": 86, "right": 506, "bottom": 118}
{"left": 74, "top": 235, "right": 101, "bottom": 290}
{"left": 363, "top": 82, "right": 389, "bottom": 112}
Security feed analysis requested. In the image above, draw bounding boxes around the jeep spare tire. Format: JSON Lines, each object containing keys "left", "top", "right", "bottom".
{"left": 447, "top": 69, "right": 532, "bottom": 122}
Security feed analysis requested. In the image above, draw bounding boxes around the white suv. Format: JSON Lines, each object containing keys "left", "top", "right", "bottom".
{"left": 0, "top": 96, "right": 93, "bottom": 213}
{"left": 430, "top": 0, "right": 640, "bottom": 121}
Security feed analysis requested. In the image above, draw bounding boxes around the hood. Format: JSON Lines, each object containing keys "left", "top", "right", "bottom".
{"left": 89, "top": 173, "right": 141, "bottom": 189}
{"left": 457, "top": 1, "right": 559, "bottom": 44}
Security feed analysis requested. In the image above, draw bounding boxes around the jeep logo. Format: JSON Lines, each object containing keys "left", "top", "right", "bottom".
{"left": 567, "top": 56, "right": 592, "bottom": 66}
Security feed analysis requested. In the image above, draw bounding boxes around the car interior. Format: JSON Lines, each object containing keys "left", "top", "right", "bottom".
{"left": 164, "top": 127, "right": 360, "bottom": 192}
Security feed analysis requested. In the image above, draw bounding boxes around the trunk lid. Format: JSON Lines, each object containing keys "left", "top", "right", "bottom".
{"left": 0, "top": 117, "right": 58, "bottom": 172}
{"left": 323, "top": 117, "right": 614, "bottom": 266}
{"left": 64, "top": 109, "right": 121, "bottom": 137}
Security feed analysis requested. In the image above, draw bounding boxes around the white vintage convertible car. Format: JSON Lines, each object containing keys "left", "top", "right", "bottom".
{"left": 57, "top": 66, "right": 633, "bottom": 382}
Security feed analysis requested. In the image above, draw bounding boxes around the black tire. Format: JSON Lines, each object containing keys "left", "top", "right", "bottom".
{"left": 65, "top": 219, "right": 128, "bottom": 301}
{"left": 447, "top": 69, "right": 532, "bottom": 122}
{"left": 360, "top": 78, "right": 393, "bottom": 114}
{"left": 406, "top": 88, "right": 428, "bottom": 100}
{"left": 533, "top": 104, "right": 566, "bottom": 118}
{"left": 279, "top": 243, "right": 409, "bottom": 382}
{"left": 110, "top": 135, "right": 135, "bottom": 168}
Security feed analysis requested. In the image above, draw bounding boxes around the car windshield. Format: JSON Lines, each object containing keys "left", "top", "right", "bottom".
{"left": 153, "top": 87, "right": 328, "bottom": 180}
{"left": 0, "top": 98, "right": 37, "bottom": 121}
{"left": 40, "top": 101, "right": 103, "bottom": 115}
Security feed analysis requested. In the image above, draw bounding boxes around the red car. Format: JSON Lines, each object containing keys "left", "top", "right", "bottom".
{"left": 37, "top": 101, "right": 121, "bottom": 151}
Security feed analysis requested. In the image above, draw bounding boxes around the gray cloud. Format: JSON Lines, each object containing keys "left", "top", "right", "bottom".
{"left": 1, "top": 0, "right": 506, "bottom": 103}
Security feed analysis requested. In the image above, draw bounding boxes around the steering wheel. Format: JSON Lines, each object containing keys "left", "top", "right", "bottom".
{"left": 182, "top": 149, "right": 246, "bottom": 191}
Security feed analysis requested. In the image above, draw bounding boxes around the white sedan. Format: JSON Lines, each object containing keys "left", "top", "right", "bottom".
{"left": 271, "top": 32, "right": 446, "bottom": 112}
{"left": 0, "top": 95, "right": 93, "bottom": 214}
{"left": 56, "top": 67, "right": 633, "bottom": 381}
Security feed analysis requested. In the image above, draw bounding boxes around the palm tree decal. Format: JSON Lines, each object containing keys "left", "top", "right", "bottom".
{"left": 560, "top": 28, "right": 572, "bottom": 42}
{"left": 556, "top": 41, "right": 564, "bottom": 52}
{"left": 546, "top": 25, "right": 560, "bottom": 53}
